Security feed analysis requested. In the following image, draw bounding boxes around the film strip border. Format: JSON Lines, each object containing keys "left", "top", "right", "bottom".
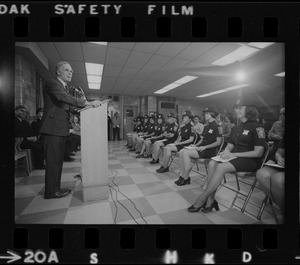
{"left": 1, "top": 1, "right": 299, "bottom": 264}
{"left": 7, "top": 226, "right": 299, "bottom": 263}
{"left": 0, "top": 2, "right": 299, "bottom": 40}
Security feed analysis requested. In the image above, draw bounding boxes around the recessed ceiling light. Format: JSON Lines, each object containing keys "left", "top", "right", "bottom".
{"left": 88, "top": 83, "right": 101, "bottom": 90}
{"left": 87, "top": 75, "right": 102, "bottom": 84}
{"left": 248, "top": 42, "right": 275, "bottom": 49}
{"left": 274, "top": 72, "right": 285, "bottom": 77}
{"left": 154, "top": 83, "right": 181, "bottom": 94}
{"left": 85, "top": 63, "right": 104, "bottom": 76}
{"left": 211, "top": 46, "right": 259, "bottom": 66}
{"left": 88, "top": 42, "right": 108, "bottom": 46}
{"left": 174, "top": 76, "right": 198, "bottom": 84}
{"left": 197, "top": 84, "right": 250, "bottom": 98}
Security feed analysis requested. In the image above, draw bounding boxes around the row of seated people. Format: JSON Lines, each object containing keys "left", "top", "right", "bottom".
{"left": 125, "top": 99, "right": 285, "bottom": 216}
{"left": 15, "top": 105, "right": 81, "bottom": 169}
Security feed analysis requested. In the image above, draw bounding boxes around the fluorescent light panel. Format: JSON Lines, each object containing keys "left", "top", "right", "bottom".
{"left": 87, "top": 75, "right": 102, "bottom": 83}
{"left": 154, "top": 83, "right": 181, "bottom": 94}
{"left": 154, "top": 75, "right": 198, "bottom": 94}
{"left": 197, "top": 84, "right": 250, "bottom": 98}
{"left": 85, "top": 63, "right": 104, "bottom": 76}
{"left": 248, "top": 42, "right": 275, "bottom": 49}
{"left": 274, "top": 72, "right": 285, "bottom": 77}
{"left": 211, "top": 46, "right": 259, "bottom": 66}
{"left": 88, "top": 83, "right": 101, "bottom": 90}
{"left": 88, "top": 42, "right": 108, "bottom": 46}
{"left": 174, "top": 76, "right": 198, "bottom": 84}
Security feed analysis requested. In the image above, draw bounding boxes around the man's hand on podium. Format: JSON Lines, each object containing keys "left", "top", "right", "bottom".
{"left": 86, "top": 100, "right": 102, "bottom": 108}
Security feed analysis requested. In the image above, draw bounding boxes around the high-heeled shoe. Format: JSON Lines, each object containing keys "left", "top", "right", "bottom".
{"left": 201, "top": 200, "right": 219, "bottom": 213}
{"left": 187, "top": 201, "right": 207, "bottom": 212}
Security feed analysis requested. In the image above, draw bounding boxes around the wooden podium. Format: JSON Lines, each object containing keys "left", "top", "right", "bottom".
{"left": 79, "top": 101, "right": 109, "bottom": 202}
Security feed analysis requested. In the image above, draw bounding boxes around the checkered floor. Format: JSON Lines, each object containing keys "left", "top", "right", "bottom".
{"left": 15, "top": 140, "right": 283, "bottom": 224}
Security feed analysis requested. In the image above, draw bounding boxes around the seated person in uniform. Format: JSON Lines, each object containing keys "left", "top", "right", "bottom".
{"left": 31, "top": 107, "right": 44, "bottom": 135}
{"left": 256, "top": 137, "right": 285, "bottom": 215}
{"left": 156, "top": 110, "right": 195, "bottom": 173}
{"left": 134, "top": 115, "right": 150, "bottom": 154}
{"left": 136, "top": 116, "right": 156, "bottom": 158}
{"left": 268, "top": 107, "right": 285, "bottom": 142}
{"left": 69, "top": 114, "right": 81, "bottom": 152}
{"left": 142, "top": 114, "right": 166, "bottom": 159}
{"left": 176, "top": 106, "right": 222, "bottom": 186}
{"left": 14, "top": 105, "right": 45, "bottom": 169}
{"left": 193, "top": 115, "right": 204, "bottom": 136}
{"left": 150, "top": 113, "right": 178, "bottom": 164}
{"left": 267, "top": 107, "right": 285, "bottom": 160}
{"left": 126, "top": 118, "right": 138, "bottom": 148}
{"left": 187, "top": 98, "right": 266, "bottom": 213}
{"left": 129, "top": 118, "right": 144, "bottom": 151}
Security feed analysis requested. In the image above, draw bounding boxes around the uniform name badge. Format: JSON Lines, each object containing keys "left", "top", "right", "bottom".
{"left": 242, "top": 130, "right": 249, "bottom": 135}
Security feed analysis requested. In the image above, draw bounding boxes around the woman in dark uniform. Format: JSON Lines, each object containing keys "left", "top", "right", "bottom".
{"left": 129, "top": 118, "right": 144, "bottom": 151}
{"left": 156, "top": 110, "right": 195, "bottom": 173}
{"left": 136, "top": 116, "right": 156, "bottom": 157}
{"left": 256, "top": 137, "right": 285, "bottom": 214}
{"left": 177, "top": 106, "right": 222, "bottom": 186}
{"left": 142, "top": 114, "right": 166, "bottom": 158}
{"left": 188, "top": 99, "right": 266, "bottom": 213}
{"left": 150, "top": 113, "right": 178, "bottom": 164}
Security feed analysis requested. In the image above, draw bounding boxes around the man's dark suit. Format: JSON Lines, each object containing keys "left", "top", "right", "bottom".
{"left": 40, "top": 78, "right": 86, "bottom": 197}
{"left": 15, "top": 117, "right": 44, "bottom": 168}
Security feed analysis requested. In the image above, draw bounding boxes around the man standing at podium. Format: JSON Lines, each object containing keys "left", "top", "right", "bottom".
{"left": 40, "top": 61, "right": 102, "bottom": 199}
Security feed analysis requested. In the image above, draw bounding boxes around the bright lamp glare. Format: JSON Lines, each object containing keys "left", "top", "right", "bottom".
{"left": 236, "top": 71, "right": 246, "bottom": 82}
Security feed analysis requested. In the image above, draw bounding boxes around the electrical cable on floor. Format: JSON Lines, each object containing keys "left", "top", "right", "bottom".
{"left": 108, "top": 182, "right": 118, "bottom": 224}
{"left": 109, "top": 169, "right": 148, "bottom": 224}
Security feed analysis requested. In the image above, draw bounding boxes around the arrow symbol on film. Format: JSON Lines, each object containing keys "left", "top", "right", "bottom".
{"left": 0, "top": 251, "right": 21, "bottom": 263}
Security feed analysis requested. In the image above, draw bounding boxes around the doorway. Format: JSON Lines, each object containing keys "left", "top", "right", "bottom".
{"left": 123, "top": 105, "right": 138, "bottom": 139}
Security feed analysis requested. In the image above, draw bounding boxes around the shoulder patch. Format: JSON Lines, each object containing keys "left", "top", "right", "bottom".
{"left": 256, "top": 127, "right": 266, "bottom": 139}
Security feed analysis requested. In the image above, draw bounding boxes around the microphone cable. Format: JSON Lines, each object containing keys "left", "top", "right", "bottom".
{"left": 109, "top": 169, "right": 148, "bottom": 224}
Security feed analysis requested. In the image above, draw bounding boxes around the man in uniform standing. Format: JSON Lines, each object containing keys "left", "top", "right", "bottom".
{"left": 40, "top": 61, "right": 102, "bottom": 199}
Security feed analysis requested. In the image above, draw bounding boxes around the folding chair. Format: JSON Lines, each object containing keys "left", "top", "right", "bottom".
{"left": 191, "top": 136, "right": 225, "bottom": 187}
{"left": 226, "top": 141, "right": 270, "bottom": 219}
{"left": 15, "top": 137, "right": 30, "bottom": 176}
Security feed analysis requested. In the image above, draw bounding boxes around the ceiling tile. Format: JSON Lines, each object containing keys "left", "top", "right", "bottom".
{"left": 133, "top": 42, "right": 163, "bottom": 53}
{"left": 134, "top": 68, "right": 156, "bottom": 80}
{"left": 124, "top": 51, "right": 153, "bottom": 68}
{"left": 119, "top": 68, "right": 140, "bottom": 79}
{"left": 108, "top": 42, "right": 135, "bottom": 50}
{"left": 160, "top": 58, "right": 189, "bottom": 72}
{"left": 106, "top": 47, "right": 131, "bottom": 67}
{"left": 156, "top": 42, "right": 190, "bottom": 57}
{"left": 81, "top": 43, "right": 107, "bottom": 64}
{"left": 55, "top": 43, "right": 84, "bottom": 61}
{"left": 176, "top": 43, "right": 217, "bottom": 61}
{"left": 37, "top": 42, "right": 61, "bottom": 59}
{"left": 103, "top": 65, "right": 123, "bottom": 77}
{"left": 67, "top": 60, "right": 86, "bottom": 74}
{"left": 143, "top": 54, "right": 171, "bottom": 70}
